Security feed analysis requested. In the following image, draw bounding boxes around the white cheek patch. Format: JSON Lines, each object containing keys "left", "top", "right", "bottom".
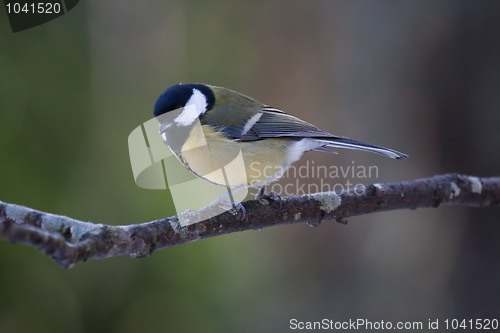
{"left": 187, "top": 88, "right": 208, "bottom": 113}
{"left": 174, "top": 88, "right": 208, "bottom": 127}
{"left": 241, "top": 112, "right": 263, "bottom": 136}
{"left": 174, "top": 104, "right": 199, "bottom": 126}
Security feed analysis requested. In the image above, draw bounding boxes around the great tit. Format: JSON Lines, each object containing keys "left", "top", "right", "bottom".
{"left": 153, "top": 83, "right": 407, "bottom": 196}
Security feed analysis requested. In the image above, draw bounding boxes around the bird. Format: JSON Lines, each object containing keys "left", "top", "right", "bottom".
{"left": 153, "top": 83, "right": 407, "bottom": 200}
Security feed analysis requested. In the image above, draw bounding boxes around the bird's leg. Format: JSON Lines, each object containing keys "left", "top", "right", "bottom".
{"left": 208, "top": 185, "right": 247, "bottom": 221}
{"left": 256, "top": 185, "right": 265, "bottom": 199}
{"left": 255, "top": 185, "right": 282, "bottom": 203}
{"left": 226, "top": 185, "right": 246, "bottom": 221}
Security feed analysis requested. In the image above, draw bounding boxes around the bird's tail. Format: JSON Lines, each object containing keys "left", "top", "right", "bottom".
{"left": 315, "top": 137, "right": 408, "bottom": 160}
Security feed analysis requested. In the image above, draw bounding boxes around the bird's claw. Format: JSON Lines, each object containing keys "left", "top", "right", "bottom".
{"left": 256, "top": 190, "right": 283, "bottom": 206}
{"left": 229, "top": 202, "right": 246, "bottom": 221}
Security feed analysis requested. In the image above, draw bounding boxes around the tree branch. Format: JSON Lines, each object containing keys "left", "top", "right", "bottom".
{"left": 1, "top": 173, "right": 499, "bottom": 268}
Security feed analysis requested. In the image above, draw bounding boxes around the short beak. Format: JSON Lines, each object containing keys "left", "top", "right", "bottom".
{"left": 159, "top": 121, "right": 171, "bottom": 133}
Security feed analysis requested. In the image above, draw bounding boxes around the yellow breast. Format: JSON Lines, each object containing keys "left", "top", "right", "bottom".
{"left": 178, "top": 124, "right": 290, "bottom": 187}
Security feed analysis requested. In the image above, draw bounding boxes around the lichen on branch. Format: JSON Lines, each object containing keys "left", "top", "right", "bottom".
{"left": 1, "top": 174, "right": 499, "bottom": 268}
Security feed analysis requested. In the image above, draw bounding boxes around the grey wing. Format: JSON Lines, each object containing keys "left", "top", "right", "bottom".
{"left": 200, "top": 105, "right": 408, "bottom": 159}
{"left": 239, "top": 108, "right": 408, "bottom": 160}
{"left": 239, "top": 107, "right": 333, "bottom": 141}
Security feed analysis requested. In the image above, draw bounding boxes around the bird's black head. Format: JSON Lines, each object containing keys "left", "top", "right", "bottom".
{"left": 153, "top": 83, "right": 215, "bottom": 117}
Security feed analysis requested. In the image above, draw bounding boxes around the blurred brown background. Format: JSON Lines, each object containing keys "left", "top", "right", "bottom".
{"left": 1, "top": 1, "right": 499, "bottom": 332}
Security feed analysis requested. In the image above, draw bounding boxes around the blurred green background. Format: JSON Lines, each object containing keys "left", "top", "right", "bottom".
{"left": 1, "top": 1, "right": 500, "bottom": 332}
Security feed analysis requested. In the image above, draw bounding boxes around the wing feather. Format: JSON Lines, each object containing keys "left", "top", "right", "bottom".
{"left": 239, "top": 109, "right": 332, "bottom": 141}
{"left": 200, "top": 104, "right": 408, "bottom": 159}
